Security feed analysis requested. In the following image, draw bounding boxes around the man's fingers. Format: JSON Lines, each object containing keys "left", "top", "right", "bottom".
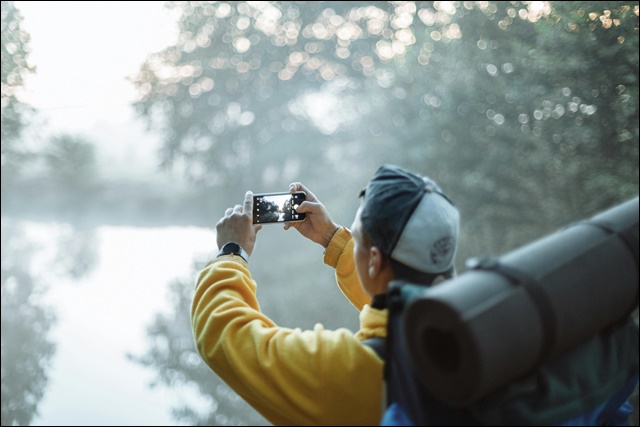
{"left": 244, "top": 191, "right": 253, "bottom": 214}
{"left": 283, "top": 222, "right": 300, "bottom": 231}
{"left": 296, "top": 201, "right": 322, "bottom": 214}
{"left": 289, "top": 182, "right": 317, "bottom": 202}
{"left": 232, "top": 204, "right": 243, "bottom": 214}
{"left": 225, "top": 207, "right": 233, "bottom": 216}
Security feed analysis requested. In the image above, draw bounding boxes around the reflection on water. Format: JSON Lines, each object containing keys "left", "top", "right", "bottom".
{"left": 129, "top": 273, "right": 268, "bottom": 426}
{"left": 1, "top": 218, "right": 358, "bottom": 426}
{"left": 52, "top": 227, "right": 98, "bottom": 281}
{"left": 1, "top": 220, "right": 57, "bottom": 426}
{"left": 2, "top": 220, "right": 267, "bottom": 426}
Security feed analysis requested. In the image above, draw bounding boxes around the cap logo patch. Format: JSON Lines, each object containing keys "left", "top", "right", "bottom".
{"left": 431, "top": 236, "right": 454, "bottom": 267}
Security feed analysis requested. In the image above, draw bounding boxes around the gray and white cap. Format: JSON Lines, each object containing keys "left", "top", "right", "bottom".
{"left": 360, "top": 165, "right": 460, "bottom": 276}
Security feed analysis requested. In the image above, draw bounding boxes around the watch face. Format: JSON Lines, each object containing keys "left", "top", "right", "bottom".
{"left": 223, "top": 242, "right": 241, "bottom": 254}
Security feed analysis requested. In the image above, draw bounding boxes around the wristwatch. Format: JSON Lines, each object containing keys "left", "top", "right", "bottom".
{"left": 217, "top": 242, "right": 249, "bottom": 262}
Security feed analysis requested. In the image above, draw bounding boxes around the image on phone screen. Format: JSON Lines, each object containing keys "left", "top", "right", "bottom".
{"left": 253, "top": 192, "right": 306, "bottom": 224}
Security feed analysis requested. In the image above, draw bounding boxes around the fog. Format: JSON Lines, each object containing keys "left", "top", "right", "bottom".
{"left": 2, "top": 1, "right": 638, "bottom": 425}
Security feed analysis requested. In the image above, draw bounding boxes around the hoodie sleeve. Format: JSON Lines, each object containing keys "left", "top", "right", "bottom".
{"left": 323, "top": 227, "right": 372, "bottom": 311}
{"left": 191, "top": 255, "right": 383, "bottom": 426}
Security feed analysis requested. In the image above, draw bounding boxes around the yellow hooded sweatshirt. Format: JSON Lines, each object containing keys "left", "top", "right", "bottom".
{"left": 191, "top": 227, "right": 386, "bottom": 426}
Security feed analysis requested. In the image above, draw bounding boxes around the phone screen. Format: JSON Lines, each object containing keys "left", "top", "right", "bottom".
{"left": 253, "top": 192, "right": 306, "bottom": 224}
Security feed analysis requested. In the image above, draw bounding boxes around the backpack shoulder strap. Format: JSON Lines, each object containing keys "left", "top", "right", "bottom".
{"left": 362, "top": 336, "right": 386, "bottom": 361}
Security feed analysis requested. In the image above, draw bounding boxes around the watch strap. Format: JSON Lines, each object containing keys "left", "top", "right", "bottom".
{"left": 217, "top": 242, "right": 249, "bottom": 262}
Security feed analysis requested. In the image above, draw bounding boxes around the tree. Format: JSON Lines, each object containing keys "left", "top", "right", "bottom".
{"left": 330, "top": 1, "right": 639, "bottom": 257}
{"left": 133, "top": 2, "right": 390, "bottom": 199}
{"left": 1, "top": 0, "right": 35, "bottom": 188}
{"left": 134, "top": 1, "right": 638, "bottom": 258}
{"left": 43, "top": 134, "right": 98, "bottom": 207}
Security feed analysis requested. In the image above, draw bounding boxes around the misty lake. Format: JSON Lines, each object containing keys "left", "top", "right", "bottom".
{"left": 3, "top": 220, "right": 217, "bottom": 425}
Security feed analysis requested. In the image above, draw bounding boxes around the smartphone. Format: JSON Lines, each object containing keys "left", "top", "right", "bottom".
{"left": 253, "top": 192, "right": 306, "bottom": 224}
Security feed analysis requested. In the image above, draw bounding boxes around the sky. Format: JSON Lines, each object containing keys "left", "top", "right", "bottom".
{"left": 10, "top": 2, "right": 211, "bottom": 425}
{"left": 16, "top": 1, "right": 180, "bottom": 178}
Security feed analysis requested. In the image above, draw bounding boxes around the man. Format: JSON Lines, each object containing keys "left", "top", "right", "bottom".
{"left": 191, "top": 165, "right": 460, "bottom": 425}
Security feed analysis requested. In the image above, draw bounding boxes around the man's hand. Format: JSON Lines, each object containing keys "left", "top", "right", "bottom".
{"left": 284, "top": 183, "right": 340, "bottom": 248}
{"left": 216, "top": 191, "right": 262, "bottom": 255}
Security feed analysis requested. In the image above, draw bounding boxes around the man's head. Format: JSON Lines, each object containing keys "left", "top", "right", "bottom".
{"left": 351, "top": 165, "right": 460, "bottom": 297}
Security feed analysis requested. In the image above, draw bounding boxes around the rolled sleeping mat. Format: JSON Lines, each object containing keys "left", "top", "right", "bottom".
{"left": 404, "top": 197, "right": 639, "bottom": 405}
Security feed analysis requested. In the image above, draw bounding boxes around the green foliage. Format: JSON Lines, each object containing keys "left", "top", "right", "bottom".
{"left": 333, "top": 1, "right": 640, "bottom": 257}
{"left": 1, "top": 0, "right": 36, "bottom": 191}
{"left": 1, "top": 0, "right": 34, "bottom": 147}
{"left": 133, "top": 1, "right": 639, "bottom": 257}
{"left": 133, "top": 1, "right": 377, "bottom": 196}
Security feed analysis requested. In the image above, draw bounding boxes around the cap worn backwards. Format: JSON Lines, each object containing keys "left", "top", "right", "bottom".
{"left": 360, "top": 165, "right": 460, "bottom": 275}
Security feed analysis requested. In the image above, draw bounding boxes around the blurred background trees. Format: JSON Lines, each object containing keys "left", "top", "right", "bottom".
{"left": 1, "top": 0, "right": 33, "bottom": 144}
{"left": 132, "top": 1, "right": 639, "bottom": 256}
{"left": 1, "top": 0, "right": 35, "bottom": 192}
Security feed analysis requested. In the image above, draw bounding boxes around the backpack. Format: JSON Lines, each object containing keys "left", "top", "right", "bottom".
{"left": 371, "top": 281, "right": 638, "bottom": 426}
{"left": 364, "top": 197, "right": 639, "bottom": 425}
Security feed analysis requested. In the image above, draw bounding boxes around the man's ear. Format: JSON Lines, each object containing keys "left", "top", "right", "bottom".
{"left": 368, "top": 246, "right": 384, "bottom": 278}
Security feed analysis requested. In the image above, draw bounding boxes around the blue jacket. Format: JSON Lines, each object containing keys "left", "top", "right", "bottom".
{"left": 382, "top": 375, "right": 637, "bottom": 426}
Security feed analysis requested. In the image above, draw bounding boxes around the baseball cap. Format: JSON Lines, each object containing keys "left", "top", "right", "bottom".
{"left": 360, "top": 165, "right": 460, "bottom": 275}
